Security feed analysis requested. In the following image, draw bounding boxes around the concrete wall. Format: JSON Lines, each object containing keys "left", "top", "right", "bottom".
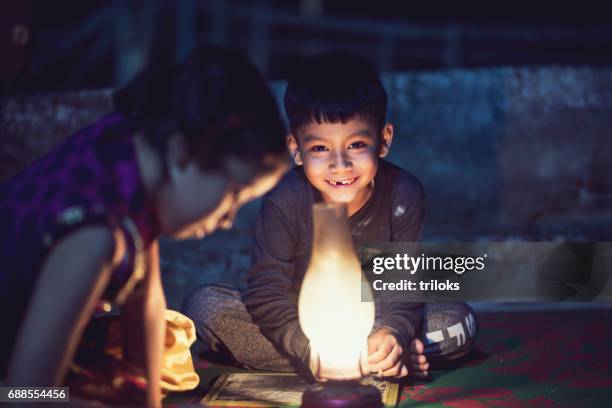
{"left": 2, "top": 66, "right": 611, "bottom": 307}
{"left": 382, "top": 67, "right": 612, "bottom": 240}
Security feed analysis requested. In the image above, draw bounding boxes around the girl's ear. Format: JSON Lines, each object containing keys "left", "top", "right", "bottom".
{"left": 286, "top": 134, "right": 303, "bottom": 166}
{"left": 379, "top": 123, "right": 394, "bottom": 158}
{"left": 166, "top": 133, "right": 190, "bottom": 178}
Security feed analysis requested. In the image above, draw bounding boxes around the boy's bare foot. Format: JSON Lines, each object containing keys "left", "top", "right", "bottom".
{"left": 409, "top": 338, "right": 430, "bottom": 379}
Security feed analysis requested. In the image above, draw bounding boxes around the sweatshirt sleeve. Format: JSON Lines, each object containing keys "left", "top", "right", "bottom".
{"left": 374, "top": 173, "right": 426, "bottom": 348}
{"left": 242, "top": 195, "right": 310, "bottom": 365}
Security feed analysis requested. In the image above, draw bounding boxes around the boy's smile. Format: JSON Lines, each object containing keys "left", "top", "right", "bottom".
{"left": 326, "top": 177, "right": 358, "bottom": 187}
{"left": 289, "top": 118, "right": 392, "bottom": 216}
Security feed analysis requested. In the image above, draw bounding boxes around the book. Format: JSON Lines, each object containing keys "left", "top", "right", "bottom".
{"left": 202, "top": 371, "right": 400, "bottom": 407}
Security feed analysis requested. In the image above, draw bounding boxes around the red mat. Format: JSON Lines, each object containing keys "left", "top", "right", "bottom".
{"left": 165, "top": 308, "right": 612, "bottom": 407}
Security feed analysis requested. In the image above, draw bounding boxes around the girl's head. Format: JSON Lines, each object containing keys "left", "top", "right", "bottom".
{"left": 114, "top": 46, "right": 288, "bottom": 238}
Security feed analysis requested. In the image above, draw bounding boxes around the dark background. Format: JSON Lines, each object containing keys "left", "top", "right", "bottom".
{"left": 1, "top": 0, "right": 611, "bottom": 308}
{"left": 2, "top": 0, "right": 612, "bottom": 93}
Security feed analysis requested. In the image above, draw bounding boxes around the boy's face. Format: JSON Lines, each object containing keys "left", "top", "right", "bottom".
{"left": 288, "top": 118, "right": 392, "bottom": 215}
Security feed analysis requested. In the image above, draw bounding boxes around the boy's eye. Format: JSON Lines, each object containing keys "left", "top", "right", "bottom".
{"left": 348, "top": 141, "right": 367, "bottom": 149}
{"left": 310, "top": 145, "right": 328, "bottom": 152}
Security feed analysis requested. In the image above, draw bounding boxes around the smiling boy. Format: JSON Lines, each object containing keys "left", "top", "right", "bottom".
{"left": 291, "top": 118, "right": 385, "bottom": 217}
{"left": 183, "top": 51, "right": 477, "bottom": 379}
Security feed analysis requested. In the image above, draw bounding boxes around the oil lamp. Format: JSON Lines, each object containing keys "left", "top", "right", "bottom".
{"left": 298, "top": 203, "right": 382, "bottom": 408}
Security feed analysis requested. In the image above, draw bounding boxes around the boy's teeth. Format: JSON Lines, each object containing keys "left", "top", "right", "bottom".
{"left": 331, "top": 178, "right": 354, "bottom": 185}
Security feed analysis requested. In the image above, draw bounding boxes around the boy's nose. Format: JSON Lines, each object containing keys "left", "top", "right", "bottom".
{"left": 329, "top": 151, "right": 352, "bottom": 171}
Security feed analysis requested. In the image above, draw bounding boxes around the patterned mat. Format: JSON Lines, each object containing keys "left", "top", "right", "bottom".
{"left": 165, "top": 309, "right": 612, "bottom": 407}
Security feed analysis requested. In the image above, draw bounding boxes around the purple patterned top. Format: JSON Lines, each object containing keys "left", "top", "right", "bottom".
{"left": 0, "top": 113, "right": 160, "bottom": 375}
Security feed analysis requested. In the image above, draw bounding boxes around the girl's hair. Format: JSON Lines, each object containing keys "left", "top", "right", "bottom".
{"left": 113, "top": 46, "right": 286, "bottom": 174}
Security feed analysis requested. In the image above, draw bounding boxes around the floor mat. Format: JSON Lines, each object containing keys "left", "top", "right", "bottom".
{"left": 165, "top": 309, "right": 612, "bottom": 407}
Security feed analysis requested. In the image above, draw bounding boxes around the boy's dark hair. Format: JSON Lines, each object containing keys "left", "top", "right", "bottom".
{"left": 113, "top": 46, "right": 286, "bottom": 174}
{"left": 284, "top": 51, "right": 387, "bottom": 135}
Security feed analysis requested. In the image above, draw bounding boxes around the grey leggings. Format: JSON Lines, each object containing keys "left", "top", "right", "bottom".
{"left": 182, "top": 284, "right": 478, "bottom": 372}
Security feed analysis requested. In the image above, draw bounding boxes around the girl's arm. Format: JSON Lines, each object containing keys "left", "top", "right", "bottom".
{"left": 7, "top": 226, "right": 122, "bottom": 385}
{"left": 121, "top": 240, "right": 166, "bottom": 408}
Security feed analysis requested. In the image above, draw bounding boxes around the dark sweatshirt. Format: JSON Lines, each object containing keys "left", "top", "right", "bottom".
{"left": 242, "top": 159, "right": 425, "bottom": 365}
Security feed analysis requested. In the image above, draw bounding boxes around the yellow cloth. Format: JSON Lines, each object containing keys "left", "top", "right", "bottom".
{"left": 103, "top": 309, "right": 200, "bottom": 393}
{"left": 160, "top": 309, "right": 200, "bottom": 392}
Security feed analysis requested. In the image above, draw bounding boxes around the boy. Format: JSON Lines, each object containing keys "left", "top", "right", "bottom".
{"left": 183, "top": 51, "right": 477, "bottom": 379}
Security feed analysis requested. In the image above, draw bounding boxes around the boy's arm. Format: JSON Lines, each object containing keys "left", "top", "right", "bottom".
{"left": 375, "top": 186, "right": 426, "bottom": 348}
{"left": 243, "top": 196, "right": 310, "bottom": 364}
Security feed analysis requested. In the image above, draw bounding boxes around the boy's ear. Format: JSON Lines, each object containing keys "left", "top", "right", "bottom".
{"left": 379, "top": 123, "right": 394, "bottom": 158}
{"left": 286, "top": 134, "right": 303, "bottom": 166}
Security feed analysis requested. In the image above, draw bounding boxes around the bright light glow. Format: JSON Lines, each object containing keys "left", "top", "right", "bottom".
{"left": 298, "top": 203, "right": 375, "bottom": 380}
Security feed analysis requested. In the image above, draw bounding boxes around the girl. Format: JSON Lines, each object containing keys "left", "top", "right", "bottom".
{"left": 0, "top": 46, "right": 287, "bottom": 407}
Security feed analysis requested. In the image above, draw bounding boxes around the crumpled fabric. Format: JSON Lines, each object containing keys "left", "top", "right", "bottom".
{"left": 159, "top": 309, "right": 200, "bottom": 392}
{"left": 67, "top": 309, "right": 199, "bottom": 405}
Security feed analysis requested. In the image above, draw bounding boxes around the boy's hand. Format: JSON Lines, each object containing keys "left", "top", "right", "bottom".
{"left": 409, "top": 338, "right": 430, "bottom": 379}
{"left": 367, "top": 327, "right": 408, "bottom": 378}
